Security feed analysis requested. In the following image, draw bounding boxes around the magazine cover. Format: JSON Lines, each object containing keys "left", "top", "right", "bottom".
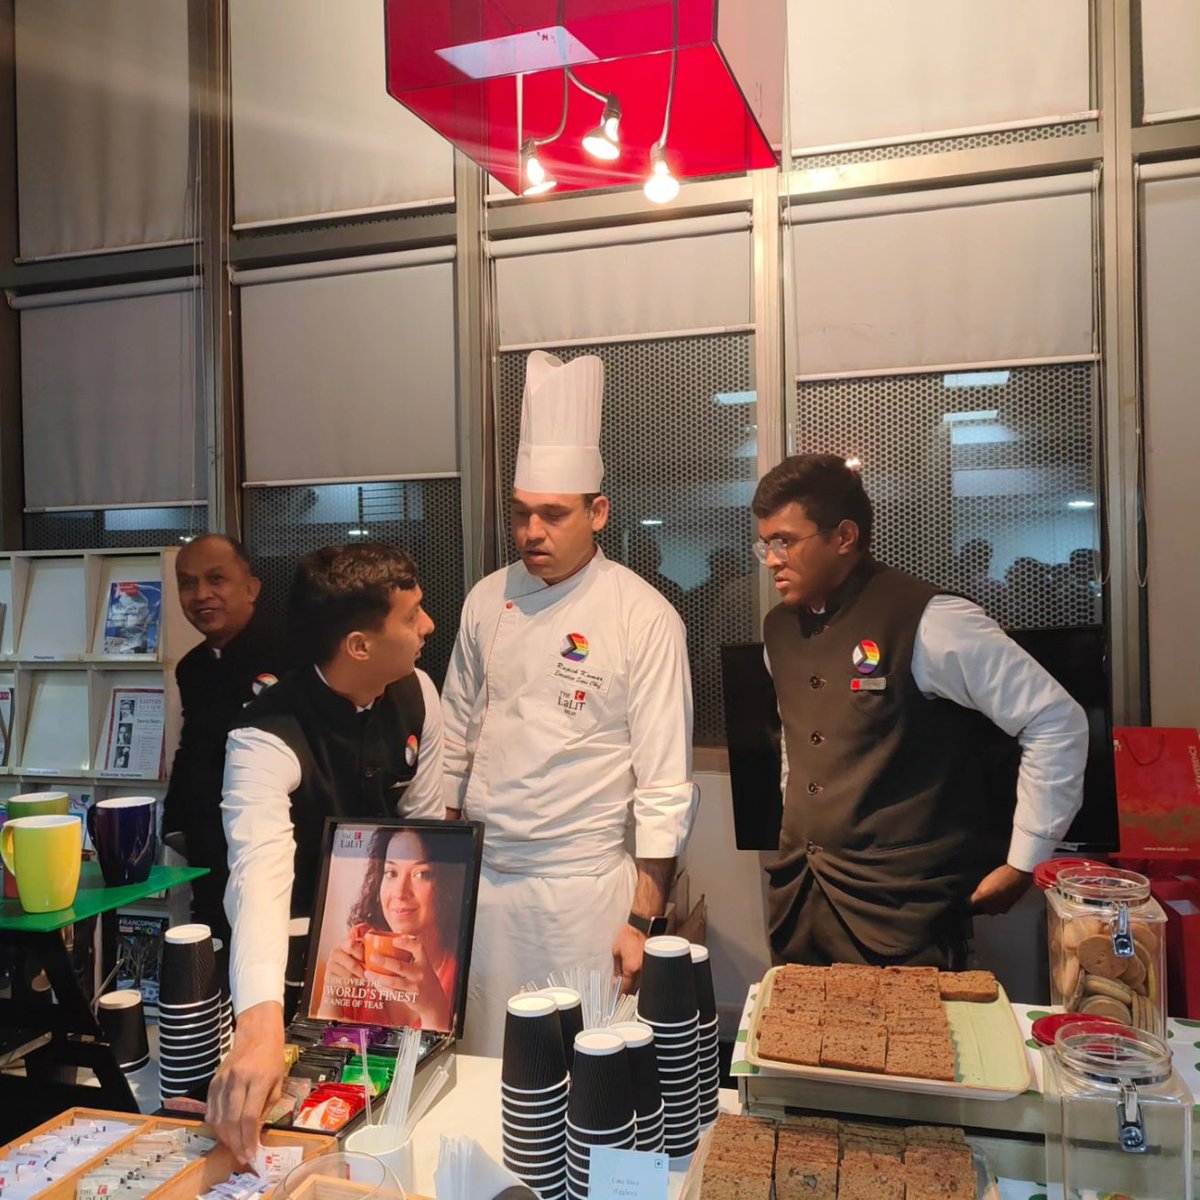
{"left": 305, "top": 820, "right": 482, "bottom": 1034}
{"left": 118, "top": 912, "right": 169, "bottom": 1011}
{"left": 101, "top": 688, "right": 165, "bottom": 777}
{"left": 103, "top": 581, "right": 162, "bottom": 655}
{"left": 0, "top": 684, "right": 11, "bottom": 767}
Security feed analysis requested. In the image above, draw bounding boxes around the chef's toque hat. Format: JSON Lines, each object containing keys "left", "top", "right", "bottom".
{"left": 513, "top": 350, "right": 604, "bottom": 494}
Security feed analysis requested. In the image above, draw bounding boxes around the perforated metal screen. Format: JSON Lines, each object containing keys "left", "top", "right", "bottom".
{"left": 24, "top": 505, "right": 207, "bottom": 550}
{"left": 242, "top": 479, "right": 465, "bottom": 688}
{"left": 794, "top": 363, "right": 1102, "bottom": 629}
{"left": 793, "top": 120, "right": 1097, "bottom": 170}
{"left": 497, "top": 334, "right": 757, "bottom": 744}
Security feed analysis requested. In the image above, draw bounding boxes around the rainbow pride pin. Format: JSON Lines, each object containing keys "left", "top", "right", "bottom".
{"left": 560, "top": 632, "right": 589, "bottom": 661}
{"left": 852, "top": 640, "right": 881, "bottom": 675}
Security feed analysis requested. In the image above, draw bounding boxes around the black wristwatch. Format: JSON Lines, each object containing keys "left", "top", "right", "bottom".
{"left": 627, "top": 911, "right": 668, "bottom": 937}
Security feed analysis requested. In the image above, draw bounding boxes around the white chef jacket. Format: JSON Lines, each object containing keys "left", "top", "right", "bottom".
{"left": 765, "top": 593, "right": 1088, "bottom": 875}
{"left": 443, "top": 548, "right": 695, "bottom": 1054}
{"left": 441, "top": 548, "right": 696, "bottom": 874}
{"left": 221, "top": 667, "right": 445, "bottom": 1016}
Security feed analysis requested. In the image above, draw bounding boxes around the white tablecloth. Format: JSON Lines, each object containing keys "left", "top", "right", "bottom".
{"left": 406, "top": 1055, "right": 739, "bottom": 1199}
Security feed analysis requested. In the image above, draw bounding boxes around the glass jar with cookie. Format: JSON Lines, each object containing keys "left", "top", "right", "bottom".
{"left": 1046, "top": 865, "right": 1167, "bottom": 1037}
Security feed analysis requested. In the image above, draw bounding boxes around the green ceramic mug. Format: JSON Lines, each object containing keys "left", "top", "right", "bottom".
{"left": 4, "top": 791, "right": 71, "bottom": 820}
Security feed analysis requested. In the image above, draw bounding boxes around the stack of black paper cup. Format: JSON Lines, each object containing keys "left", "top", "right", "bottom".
{"left": 636, "top": 935, "right": 700, "bottom": 1159}
{"left": 540, "top": 987, "right": 584, "bottom": 1074}
{"left": 610, "top": 1021, "right": 663, "bottom": 1153}
{"left": 213, "top": 938, "right": 233, "bottom": 1060}
{"left": 566, "top": 1031, "right": 635, "bottom": 1200}
{"left": 691, "top": 944, "right": 720, "bottom": 1128}
{"left": 501, "top": 994, "right": 568, "bottom": 1200}
{"left": 97, "top": 989, "right": 150, "bottom": 1072}
{"left": 157, "top": 923, "right": 220, "bottom": 1102}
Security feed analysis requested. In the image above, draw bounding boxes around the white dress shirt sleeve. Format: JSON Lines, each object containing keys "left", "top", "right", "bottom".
{"left": 401, "top": 670, "right": 447, "bottom": 819}
{"left": 440, "top": 601, "right": 481, "bottom": 813}
{"left": 628, "top": 607, "right": 697, "bottom": 859}
{"left": 911, "top": 594, "right": 1089, "bottom": 873}
{"left": 763, "top": 644, "right": 790, "bottom": 799}
{"left": 221, "top": 726, "right": 302, "bottom": 1015}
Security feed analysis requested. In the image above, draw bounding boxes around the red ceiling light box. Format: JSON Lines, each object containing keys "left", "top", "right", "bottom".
{"left": 384, "top": 0, "right": 784, "bottom": 198}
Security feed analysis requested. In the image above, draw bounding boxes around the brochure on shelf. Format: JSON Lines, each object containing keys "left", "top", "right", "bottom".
{"left": 102, "top": 581, "right": 162, "bottom": 656}
{"left": 100, "top": 687, "right": 166, "bottom": 778}
{"left": 0, "top": 684, "right": 11, "bottom": 766}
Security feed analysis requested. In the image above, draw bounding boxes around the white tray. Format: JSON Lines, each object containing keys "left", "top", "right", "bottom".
{"left": 679, "top": 1119, "right": 1001, "bottom": 1200}
{"left": 743, "top": 966, "right": 1032, "bottom": 1101}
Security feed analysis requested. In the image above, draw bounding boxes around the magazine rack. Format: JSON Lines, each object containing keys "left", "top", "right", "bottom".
{"left": 0, "top": 548, "right": 200, "bottom": 800}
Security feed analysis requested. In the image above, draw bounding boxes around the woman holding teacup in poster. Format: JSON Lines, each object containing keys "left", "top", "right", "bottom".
{"left": 313, "top": 826, "right": 463, "bottom": 1030}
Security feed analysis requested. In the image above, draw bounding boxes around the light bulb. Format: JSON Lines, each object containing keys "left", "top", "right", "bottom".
{"left": 520, "top": 140, "right": 556, "bottom": 196}
{"left": 644, "top": 145, "right": 679, "bottom": 204}
{"left": 582, "top": 95, "right": 622, "bottom": 161}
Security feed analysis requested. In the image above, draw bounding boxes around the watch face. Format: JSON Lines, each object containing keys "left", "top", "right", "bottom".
{"left": 648, "top": 916, "right": 669, "bottom": 937}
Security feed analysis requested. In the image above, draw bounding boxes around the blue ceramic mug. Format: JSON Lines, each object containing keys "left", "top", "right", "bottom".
{"left": 86, "top": 796, "right": 157, "bottom": 887}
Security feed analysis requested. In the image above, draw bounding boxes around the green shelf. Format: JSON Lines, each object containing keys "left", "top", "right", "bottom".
{"left": 0, "top": 862, "right": 207, "bottom": 933}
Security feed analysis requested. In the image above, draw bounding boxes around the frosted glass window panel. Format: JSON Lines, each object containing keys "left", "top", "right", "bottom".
{"left": 787, "top": 0, "right": 1092, "bottom": 152}
{"left": 18, "top": 559, "right": 88, "bottom": 660}
{"left": 20, "top": 287, "right": 207, "bottom": 510}
{"left": 788, "top": 179, "right": 1095, "bottom": 377}
{"left": 20, "top": 671, "right": 91, "bottom": 773}
{"left": 14, "top": 0, "right": 191, "bottom": 259}
{"left": 495, "top": 230, "right": 752, "bottom": 348}
{"left": 1141, "top": 0, "right": 1200, "bottom": 122}
{"left": 1141, "top": 164, "right": 1200, "bottom": 728}
{"left": 230, "top": 0, "right": 454, "bottom": 225}
{"left": 240, "top": 261, "right": 458, "bottom": 484}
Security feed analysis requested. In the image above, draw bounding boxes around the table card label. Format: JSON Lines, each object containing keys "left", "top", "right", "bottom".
{"left": 587, "top": 1147, "right": 669, "bottom": 1200}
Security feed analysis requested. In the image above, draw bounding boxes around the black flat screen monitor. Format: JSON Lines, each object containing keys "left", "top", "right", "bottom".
{"left": 720, "top": 625, "right": 1118, "bottom": 854}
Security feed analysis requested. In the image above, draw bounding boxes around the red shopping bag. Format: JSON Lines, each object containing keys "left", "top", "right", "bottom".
{"left": 1114, "top": 727, "right": 1200, "bottom": 858}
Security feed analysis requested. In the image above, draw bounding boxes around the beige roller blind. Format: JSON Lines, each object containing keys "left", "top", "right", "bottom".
{"left": 21, "top": 283, "right": 206, "bottom": 509}
{"left": 239, "top": 255, "right": 459, "bottom": 484}
{"left": 15, "top": 0, "right": 191, "bottom": 259}
{"left": 788, "top": 176, "right": 1096, "bottom": 378}
{"left": 230, "top": 0, "right": 455, "bottom": 227}
{"left": 787, "top": 0, "right": 1092, "bottom": 152}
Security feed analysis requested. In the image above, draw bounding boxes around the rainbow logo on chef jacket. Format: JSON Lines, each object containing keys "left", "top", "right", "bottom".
{"left": 560, "top": 632, "right": 589, "bottom": 662}
{"left": 405, "top": 734, "right": 419, "bottom": 767}
{"left": 852, "top": 640, "right": 881, "bottom": 674}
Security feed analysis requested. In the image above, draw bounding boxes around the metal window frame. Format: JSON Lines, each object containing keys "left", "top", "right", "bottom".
{"left": 1, "top": 0, "right": 1198, "bottom": 721}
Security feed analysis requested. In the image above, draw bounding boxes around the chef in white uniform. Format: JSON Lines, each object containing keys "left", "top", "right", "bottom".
{"left": 442, "top": 350, "right": 697, "bottom": 1057}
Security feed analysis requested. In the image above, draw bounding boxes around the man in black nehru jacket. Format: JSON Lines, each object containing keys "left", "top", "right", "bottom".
{"left": 753, "top": 454, "right": 1088, "bottom": 970}
{"left": 165, "top": 535, "right": 292, "bottom": 944}
{"left": 208, "top": 543, "right": 444, "bottom": 1161}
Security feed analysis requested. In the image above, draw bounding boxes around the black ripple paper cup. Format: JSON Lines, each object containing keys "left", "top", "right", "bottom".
{"left": 159, "top": 924, "right": 217, "bottom": 1006}
{"left": 637, "top": 937, "right": 698, "bottom": 1025}
{"left": 502, "top": 994, "right": 567, "bottom": 1091}
{"left": 690, "top": 944, "right": 717, "bottom": 1022}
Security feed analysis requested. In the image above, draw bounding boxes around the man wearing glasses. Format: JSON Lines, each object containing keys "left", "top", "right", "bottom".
{"left": 753, "top": 453, "right": 1087, "bottom": 968}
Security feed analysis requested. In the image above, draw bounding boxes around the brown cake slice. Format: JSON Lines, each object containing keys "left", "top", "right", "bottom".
{"left": 698, "top": 1160, "right": 773, "bottom": 1200}
{"left": 904, "top": 1143, "right": 977, "bottom": 1199}
{"left": 938, "top": 969, "right": 1000, "bottom": 1003}
{"left": 757, "top": 1021, "right": 823, "bottom": 1066}
{"left": 904, "top": 1124, "right": 966, "bottom": 1146}
{"left": 818, "top": 1024, "right": 887, "bottom": 1073}
{"left": 883, "top": 1033, "right": 956, "bottom": 1082}
{"left": 836, "top": 1148, "right": 905, "bottom": 1200}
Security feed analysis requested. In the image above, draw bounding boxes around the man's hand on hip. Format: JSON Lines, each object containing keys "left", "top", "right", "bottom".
{"left": 970, "top": 864, "right": 1034, "bottom": 916}
{"left": 206, "top": 1001, "right": 284, "bottom": 1164}
{"left": 612, "top": 924, "right": 647, "bottom": 994}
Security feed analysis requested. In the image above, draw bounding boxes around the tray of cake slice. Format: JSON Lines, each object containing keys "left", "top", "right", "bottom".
{"left": 681, "top": 1112, "right": 1000, "bottom": 1200}
{"left": 744, "top": 964, "right": 1031, "bottom": 1101}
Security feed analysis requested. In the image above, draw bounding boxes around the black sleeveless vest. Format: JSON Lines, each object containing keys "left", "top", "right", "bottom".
{"left": 237, "top": 666, "right": 426, "bottom": 919}
{"left": 763, "top": 558, "right": 993, "bottom": 957}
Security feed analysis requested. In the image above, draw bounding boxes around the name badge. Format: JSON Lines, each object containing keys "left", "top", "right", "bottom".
{"left": 546, "top": 657, "right": 612, "bottom": 697}
{"left": 850, "top": 676, "right": 888, "bottom": 692}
